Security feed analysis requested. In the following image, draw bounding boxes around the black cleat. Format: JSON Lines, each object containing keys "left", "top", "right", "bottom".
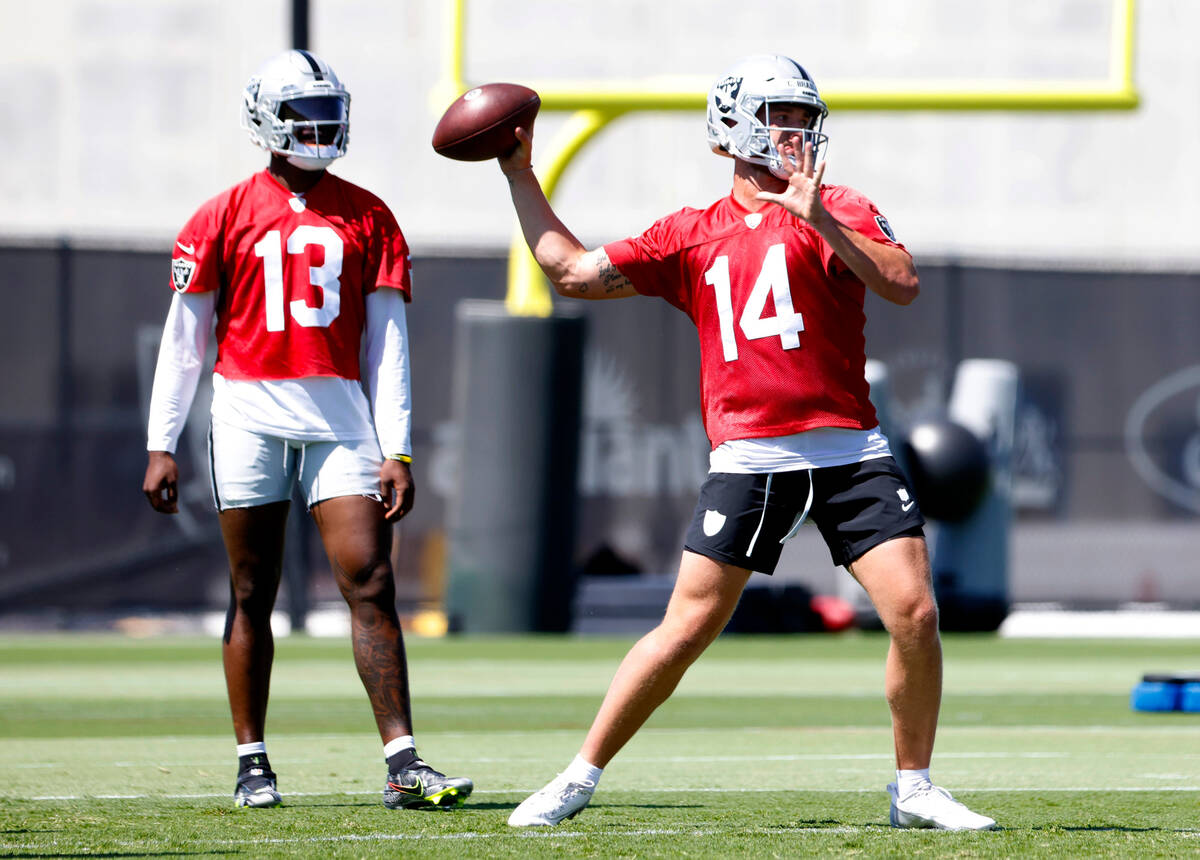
{"left": 234, "top": 758, "right": 281, "bottom": 809}
{"left": 383, "top": 758, "right": 473, "bottom": 809}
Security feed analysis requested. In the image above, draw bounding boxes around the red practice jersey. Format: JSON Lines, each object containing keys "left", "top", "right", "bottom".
{"left": 169, "top": 169, "right": 412, "bottom": 382}
{"left": 605, "top": 186, "right": 906, "bottom": 448}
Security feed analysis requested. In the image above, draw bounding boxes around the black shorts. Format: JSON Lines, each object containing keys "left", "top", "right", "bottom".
{"left": 682, "top": 456, "right": 925, "bottom": 574}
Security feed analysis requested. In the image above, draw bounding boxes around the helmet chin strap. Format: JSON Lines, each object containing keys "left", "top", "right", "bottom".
{"left": 767, "top": 152, "right": 798, "bottom": 180}
{"left": 286, "top": 153, "right": 336, "bottom": 171}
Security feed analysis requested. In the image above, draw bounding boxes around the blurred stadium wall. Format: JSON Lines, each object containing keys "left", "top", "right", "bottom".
{"left": 1, "top": 0, "right": 1197, "bottom": 618}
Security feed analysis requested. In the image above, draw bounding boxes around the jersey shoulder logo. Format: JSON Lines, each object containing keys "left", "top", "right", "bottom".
{"left": 171, "top": 257, "right": 197, "bottom": 292}
{"left": 875, "top": 215, "right": 897, "bottom": 242}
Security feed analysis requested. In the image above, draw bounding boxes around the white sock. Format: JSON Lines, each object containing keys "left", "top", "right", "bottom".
{"left": 562, "top": 754, "right": 603, "bottom": 787}
{"left": 896, "top": 768, "right": 932, "bottom": 796}
{"left": 383, "top": 735, "right": 416, "bottom": 760}
{"left": 236, "top": 741, "right": 267, "bottom": 758}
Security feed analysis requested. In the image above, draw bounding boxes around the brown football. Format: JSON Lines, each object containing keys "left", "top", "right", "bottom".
{"left": 432, "top": 83, "right": 541, "bottom": 161}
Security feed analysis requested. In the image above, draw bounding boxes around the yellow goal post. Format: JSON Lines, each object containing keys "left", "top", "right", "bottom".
{"left": 436, "top": 0, "right": 1139, "bottom": 317}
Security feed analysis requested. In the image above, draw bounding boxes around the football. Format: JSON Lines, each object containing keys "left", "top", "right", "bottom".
{"left": 432, "top": 83, "right": 541, "bottom": 161}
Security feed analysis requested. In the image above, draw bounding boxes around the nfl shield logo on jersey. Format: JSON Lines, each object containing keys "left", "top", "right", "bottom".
{"left": 171, "top": 257, "right": 196, "bottom": 292}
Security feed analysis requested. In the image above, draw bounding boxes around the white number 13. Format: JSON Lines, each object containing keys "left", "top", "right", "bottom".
{"left": 704, "top": 243, "right": 804, "bottom": 362}
{"left": 254, "top": 225, "right": 343, "bottom": 332}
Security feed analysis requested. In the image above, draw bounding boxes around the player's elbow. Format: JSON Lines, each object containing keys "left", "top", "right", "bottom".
{"left": 551, "top": 276, "right": 586, "bottom": 299}
{"left": 550, "top": 274, "right": 574, "bottom": 294}
{"left": 875, "top": 250, "right": 920, "bottom": 305}
{"left": 549, "top": 257, "right": 594, "bottom": 299}
{"left": 891, "top": 273, "right": 920, "bottom": 305}
{"left": 878, "top": 262, "right": 920, "bottom": 305}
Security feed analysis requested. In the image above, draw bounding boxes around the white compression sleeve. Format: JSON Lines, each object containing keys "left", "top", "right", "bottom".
{"left": 364, "top": 288, "right": 413, "bottom": 459}
{"left": 145, "top": 291, "right": 214, "bottom": 453}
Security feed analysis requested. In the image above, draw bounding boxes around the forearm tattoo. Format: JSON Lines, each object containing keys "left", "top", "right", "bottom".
{"left": 596, "top": 249, "right": 633, "bottom": 294}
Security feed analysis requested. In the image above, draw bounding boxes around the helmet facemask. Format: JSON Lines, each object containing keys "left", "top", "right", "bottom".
{"left": 275, "top": 94, "right": 350, "bottom": 170}
{"left": 752, "top": 101, "right": 828, "bottom": 179}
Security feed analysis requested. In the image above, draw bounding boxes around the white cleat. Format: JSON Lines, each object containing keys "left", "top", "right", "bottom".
{"left": 234, "top": 778, "right": 281, "bottom": 809}
{"left": 507, "top": 774, "right": 596, "bottom": 826}
{"left": 888, "top": 782, "right": 997, "bottom": 831}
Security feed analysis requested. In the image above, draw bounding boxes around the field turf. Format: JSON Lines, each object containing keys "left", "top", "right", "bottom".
{"left": 1, "top": 631, "right": 1197, "bottom": 857}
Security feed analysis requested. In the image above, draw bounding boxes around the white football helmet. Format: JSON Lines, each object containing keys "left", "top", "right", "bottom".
{"left": 706, "top": 54, "right": 828, "bottom": 179}
{"left": 241, "top": 50, "right": 350, "bottom": 171}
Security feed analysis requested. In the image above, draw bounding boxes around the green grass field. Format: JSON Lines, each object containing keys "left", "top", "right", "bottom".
{"left": 2, "top": 632, "right": 1198, "bottom": 858}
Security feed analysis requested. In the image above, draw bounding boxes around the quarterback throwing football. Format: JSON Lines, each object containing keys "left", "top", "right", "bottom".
{"left": 500, "top": 55, "right": 995, "bottom": 832}
{"left": 142, "top": 50, "right": 471, "bottom": 811}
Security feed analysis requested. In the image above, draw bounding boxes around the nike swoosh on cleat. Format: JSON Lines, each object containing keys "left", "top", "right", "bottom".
{"left": 387, "top": 780, "right": 425, "bottom": 795}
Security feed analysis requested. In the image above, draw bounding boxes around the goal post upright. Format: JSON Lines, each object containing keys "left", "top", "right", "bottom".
{"left": 439, "top": 0, "right": 1139, "bottom": 316}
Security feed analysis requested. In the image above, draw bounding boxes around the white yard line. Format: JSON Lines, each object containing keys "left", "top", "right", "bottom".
{"left": 3, "top": 822, "right": 1200, "bottom": 854}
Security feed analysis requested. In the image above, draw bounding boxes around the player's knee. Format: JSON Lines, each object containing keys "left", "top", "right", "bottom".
{"left": 655, "top": 616, "right": 720, "bottom": 664}
{"left": 650, "top": 634, "right": 705, "bottom": 670}
{"left": 337, "top": 559, "right": 395, "bottom": 605}
{"left": 228, "top": 571, "right": 279, "bottom": 618}
{"left": 894, "top": 594, "right": 939, "bottom": 640}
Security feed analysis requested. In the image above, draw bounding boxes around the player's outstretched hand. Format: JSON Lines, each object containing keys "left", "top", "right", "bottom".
{"left": 755, "top": 137, "right": 829, "bottom": 227}
{"left": 143, "top": 451, "right": 179, "bottom": 514}
{"left": 380, "top": 459, "right": 415, "bottom": 522}
{"left": 498, "top": 126, "right": 534, "bottom": 179}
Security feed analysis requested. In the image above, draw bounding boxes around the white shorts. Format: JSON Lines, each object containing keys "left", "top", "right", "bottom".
{"left": 208, "top": 421, "right": 383, "bottom": 511}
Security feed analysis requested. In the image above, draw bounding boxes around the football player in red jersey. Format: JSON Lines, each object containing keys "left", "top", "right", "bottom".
{"left": 141, "top": 50, "right": 471, "bottom": 811}
{"left": 501, "top": 55, "right": 995, "bottom": 831}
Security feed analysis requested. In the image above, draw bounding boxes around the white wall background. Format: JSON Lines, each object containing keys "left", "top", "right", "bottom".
{"left": 1, "top": 0, "right": 1196, "bottom": 268}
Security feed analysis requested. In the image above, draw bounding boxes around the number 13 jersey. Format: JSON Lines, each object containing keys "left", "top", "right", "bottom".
{"left": 604, "top": 186, "right": 906, "bottom": 449}
{"left": 169, "top": 168, "right": 412, "bottom": 382}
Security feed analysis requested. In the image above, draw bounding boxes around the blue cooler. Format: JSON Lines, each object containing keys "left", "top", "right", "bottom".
{"left": 1180, "top": 683, "right": 1200, "bottom": 713}
{"left": 1130, "top": 681, "right": 1181, "bottom": 712}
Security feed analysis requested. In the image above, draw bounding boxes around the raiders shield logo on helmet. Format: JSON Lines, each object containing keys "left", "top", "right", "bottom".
{"left": 712, "top": 75, "right": 742, "bottom": 114}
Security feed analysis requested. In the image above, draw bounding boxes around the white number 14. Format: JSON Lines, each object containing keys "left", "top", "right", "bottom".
{"left": 704, "top": 243, "right": 804, "bottom": 362}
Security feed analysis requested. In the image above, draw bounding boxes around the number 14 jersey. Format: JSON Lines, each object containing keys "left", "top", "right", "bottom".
{"left": 604, "top": 186, "right": 906, "bottom": 449}
{"left": 169, "top": 168, "right": 412, "bottom": 382}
